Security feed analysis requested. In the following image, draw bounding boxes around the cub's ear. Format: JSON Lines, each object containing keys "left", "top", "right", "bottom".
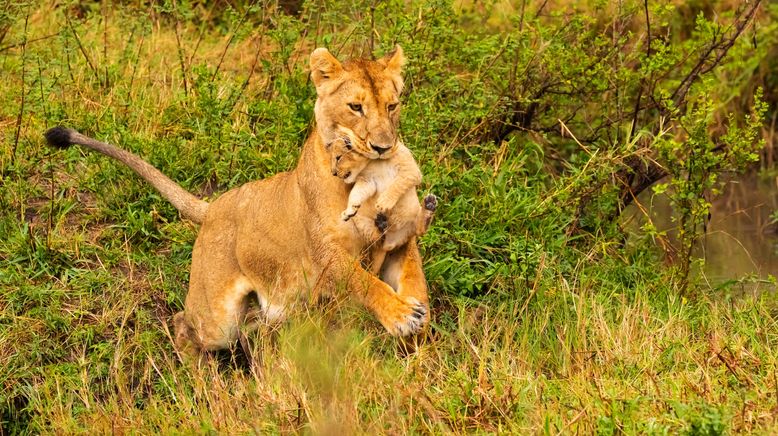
{"left": 310, "top": 48, "right": 343, "bottom": 92}
{"left": 379, "top": 45, "right": 405, "bottom": 75}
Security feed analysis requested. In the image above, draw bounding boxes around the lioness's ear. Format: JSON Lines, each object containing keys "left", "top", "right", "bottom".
{"left": 379, "top": 45, "right": 405, "bottom": 76}
{"left": 310, "top": 48, "right": 343, "bottom": 91}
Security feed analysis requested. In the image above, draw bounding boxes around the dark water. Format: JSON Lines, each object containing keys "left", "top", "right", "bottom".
{"left": 625, "top": 173, "right": 778, "bottom": 288}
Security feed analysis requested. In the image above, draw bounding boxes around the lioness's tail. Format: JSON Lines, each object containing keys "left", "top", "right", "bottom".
{"left": 45, "top": 127, "right": 208, "bottom": 224}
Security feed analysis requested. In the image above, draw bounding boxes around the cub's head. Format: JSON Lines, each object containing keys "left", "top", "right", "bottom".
{"left": 310, "top": 46, "right": 405, "bottom": 160}
{"left": 329, "top": 137, "right": 370, "bottom": 184}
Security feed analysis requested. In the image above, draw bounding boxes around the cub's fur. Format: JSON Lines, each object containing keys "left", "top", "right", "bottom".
{"left": 46, "top": 46, "right": 431, "bottom": 355}
{"left": 330, "top": 138, "right": 436, "bottom": 273}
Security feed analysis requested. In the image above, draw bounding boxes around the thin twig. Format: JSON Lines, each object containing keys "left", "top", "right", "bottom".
{"left": 171, "top": 0, "right": 189, "bottom": 94}
{"left": 227, "top": 34, "right": 264, "bottom": 179}
{"left": 126, "top": 34, "right": 144, "bottom": 102}
{"left": 10, "top": 12, "right": 29, "bottom": 172}
{"left": 534, "top": 0, "right": 549, "bottom": 18}
{"left": 65, "top": 14, "right": 100, "bottom": 83}
{"left": 38, "top": 54, "right": 55, "bottom": 248}
{"left": 187, "top": 2, "right": 219, "bottom": 69}
{"left": 518, "top": 252, "right": 546, "bottom": 319}
{"left": 0, "top": 32, "right": 60, "bottom": 53}
{"left": 103, "top": 0, "right": 109, "bottom": 87}
{"left": 368, "top": 2, "right": 376, "bottom": 58}
{"left": 668, "top": 0, "right": 761, "bottom": 114}
{"left": 628, "top": 0, "right": 652, "bottom": 140}
{"left": 773, "top": 367, "right": 778, "bottom": 424}
{"left": 212, "top": 4, "right": 252, "bottom": 82}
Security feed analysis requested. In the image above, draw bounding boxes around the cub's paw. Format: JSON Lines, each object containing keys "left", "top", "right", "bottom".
{"left": 341, "top": 205, "right": 359, "bottom": 221}
{"left": 423, "top": 194, "right": 438, "bottom": 212}
{"left": 380, "top": 297, "right": 428, "bottom": 337}
{"left": 375, "top": 213, "right": 389, "bottom": 232}
{"left": 374, "top": 195, "right": 392, "bottom": 214}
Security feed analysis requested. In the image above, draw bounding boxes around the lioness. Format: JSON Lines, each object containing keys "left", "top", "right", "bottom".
{"left": 330, "top": 137, "right": 436, "bottom": 274}
{"left": 45, "top": 46, "right": 431, "bottom": 355}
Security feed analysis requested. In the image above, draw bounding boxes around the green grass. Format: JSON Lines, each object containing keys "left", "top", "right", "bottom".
{"left": 2, "top": 0, "right": 778, "bottom": 433}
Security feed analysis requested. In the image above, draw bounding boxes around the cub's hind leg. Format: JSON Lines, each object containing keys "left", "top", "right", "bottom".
{"left": 382, "top": 192, "right": 436, "bottom": 252}
{"left": 382, "top": 221, "right": 417, "bottom": 252}
{"left": 369, "top": 245, "right": 388, "bottom": 275}
{"left": 350, "top": 213, "right": 383, "bottom": 244}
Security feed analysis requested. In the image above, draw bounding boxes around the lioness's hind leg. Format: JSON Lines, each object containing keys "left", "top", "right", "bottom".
{"left": 173, "top": 311, "right": 202, "bottom": 357}
{"left": 185, "top": 275, "right": 255, "bottom": 351}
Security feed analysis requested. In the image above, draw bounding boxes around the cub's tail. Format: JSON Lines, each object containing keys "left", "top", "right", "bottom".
{"left": 45, "top": 127, "right": 209, "bottom": 224}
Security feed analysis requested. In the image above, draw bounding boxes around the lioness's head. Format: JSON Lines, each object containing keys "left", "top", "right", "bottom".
{"left": 310, "top": 46, "right": 405, "bottom": 160}
{"left": 329, "top": 137, "right": 370, "bottom": 184}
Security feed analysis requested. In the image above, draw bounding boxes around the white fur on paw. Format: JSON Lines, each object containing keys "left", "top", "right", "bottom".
{"left": 391, "top": 298, "right": 428, "bottom": 336}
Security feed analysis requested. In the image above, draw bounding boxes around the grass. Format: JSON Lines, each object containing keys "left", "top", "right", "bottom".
{"left": 2, "top": 0, "right": 778, "bottom": 433}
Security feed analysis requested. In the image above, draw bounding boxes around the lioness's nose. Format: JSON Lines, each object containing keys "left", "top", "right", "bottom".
{"left": 370, "top": 142, "right": 391, "bottom": 154}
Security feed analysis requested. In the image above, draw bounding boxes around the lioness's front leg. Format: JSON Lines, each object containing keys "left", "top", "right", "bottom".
{"left": 324, "top": 249, "right": 427, "bottom": 336}
{"left": 379, "top": 237, "right": 430, "bottom": 320}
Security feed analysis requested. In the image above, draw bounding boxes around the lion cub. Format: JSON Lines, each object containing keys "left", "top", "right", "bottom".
{"left": 330, "top": 138, "right": 436, "bottom": 273}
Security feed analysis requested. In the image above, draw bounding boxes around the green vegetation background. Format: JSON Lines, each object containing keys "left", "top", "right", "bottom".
{"left": 1, "top": 0, "right": 777, "bottom": 433}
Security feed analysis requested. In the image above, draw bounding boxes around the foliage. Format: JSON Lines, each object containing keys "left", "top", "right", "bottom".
{"left": 652, "top": 88, "right": 767, "bottom": 287}
{"left": 0, "top": 0, "right": 776, "bottom": 434}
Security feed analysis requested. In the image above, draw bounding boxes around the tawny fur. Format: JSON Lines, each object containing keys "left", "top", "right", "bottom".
{"left": 46, "top": 46, "right": 431, "bottom": 356}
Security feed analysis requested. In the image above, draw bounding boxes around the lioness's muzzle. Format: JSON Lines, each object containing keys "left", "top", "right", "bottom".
{"left": 370, "top": 142, "right": 393, "bottom": 155}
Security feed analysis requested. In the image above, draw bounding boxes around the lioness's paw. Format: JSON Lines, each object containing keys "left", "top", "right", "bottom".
{"left": 383, "top": 297, "right": 428, "bottom": 337}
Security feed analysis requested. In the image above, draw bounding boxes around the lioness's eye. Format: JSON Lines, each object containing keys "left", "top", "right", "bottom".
{"left": 348, "top": 103, "right": 362, "bottom": 112}
{"left": 388, "top": 103, "right": 399, "bottom": 112}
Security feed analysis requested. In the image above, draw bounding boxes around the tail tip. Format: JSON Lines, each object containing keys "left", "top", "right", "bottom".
{"left": 45, "top": 126, "right": 76, "bottom": 148}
